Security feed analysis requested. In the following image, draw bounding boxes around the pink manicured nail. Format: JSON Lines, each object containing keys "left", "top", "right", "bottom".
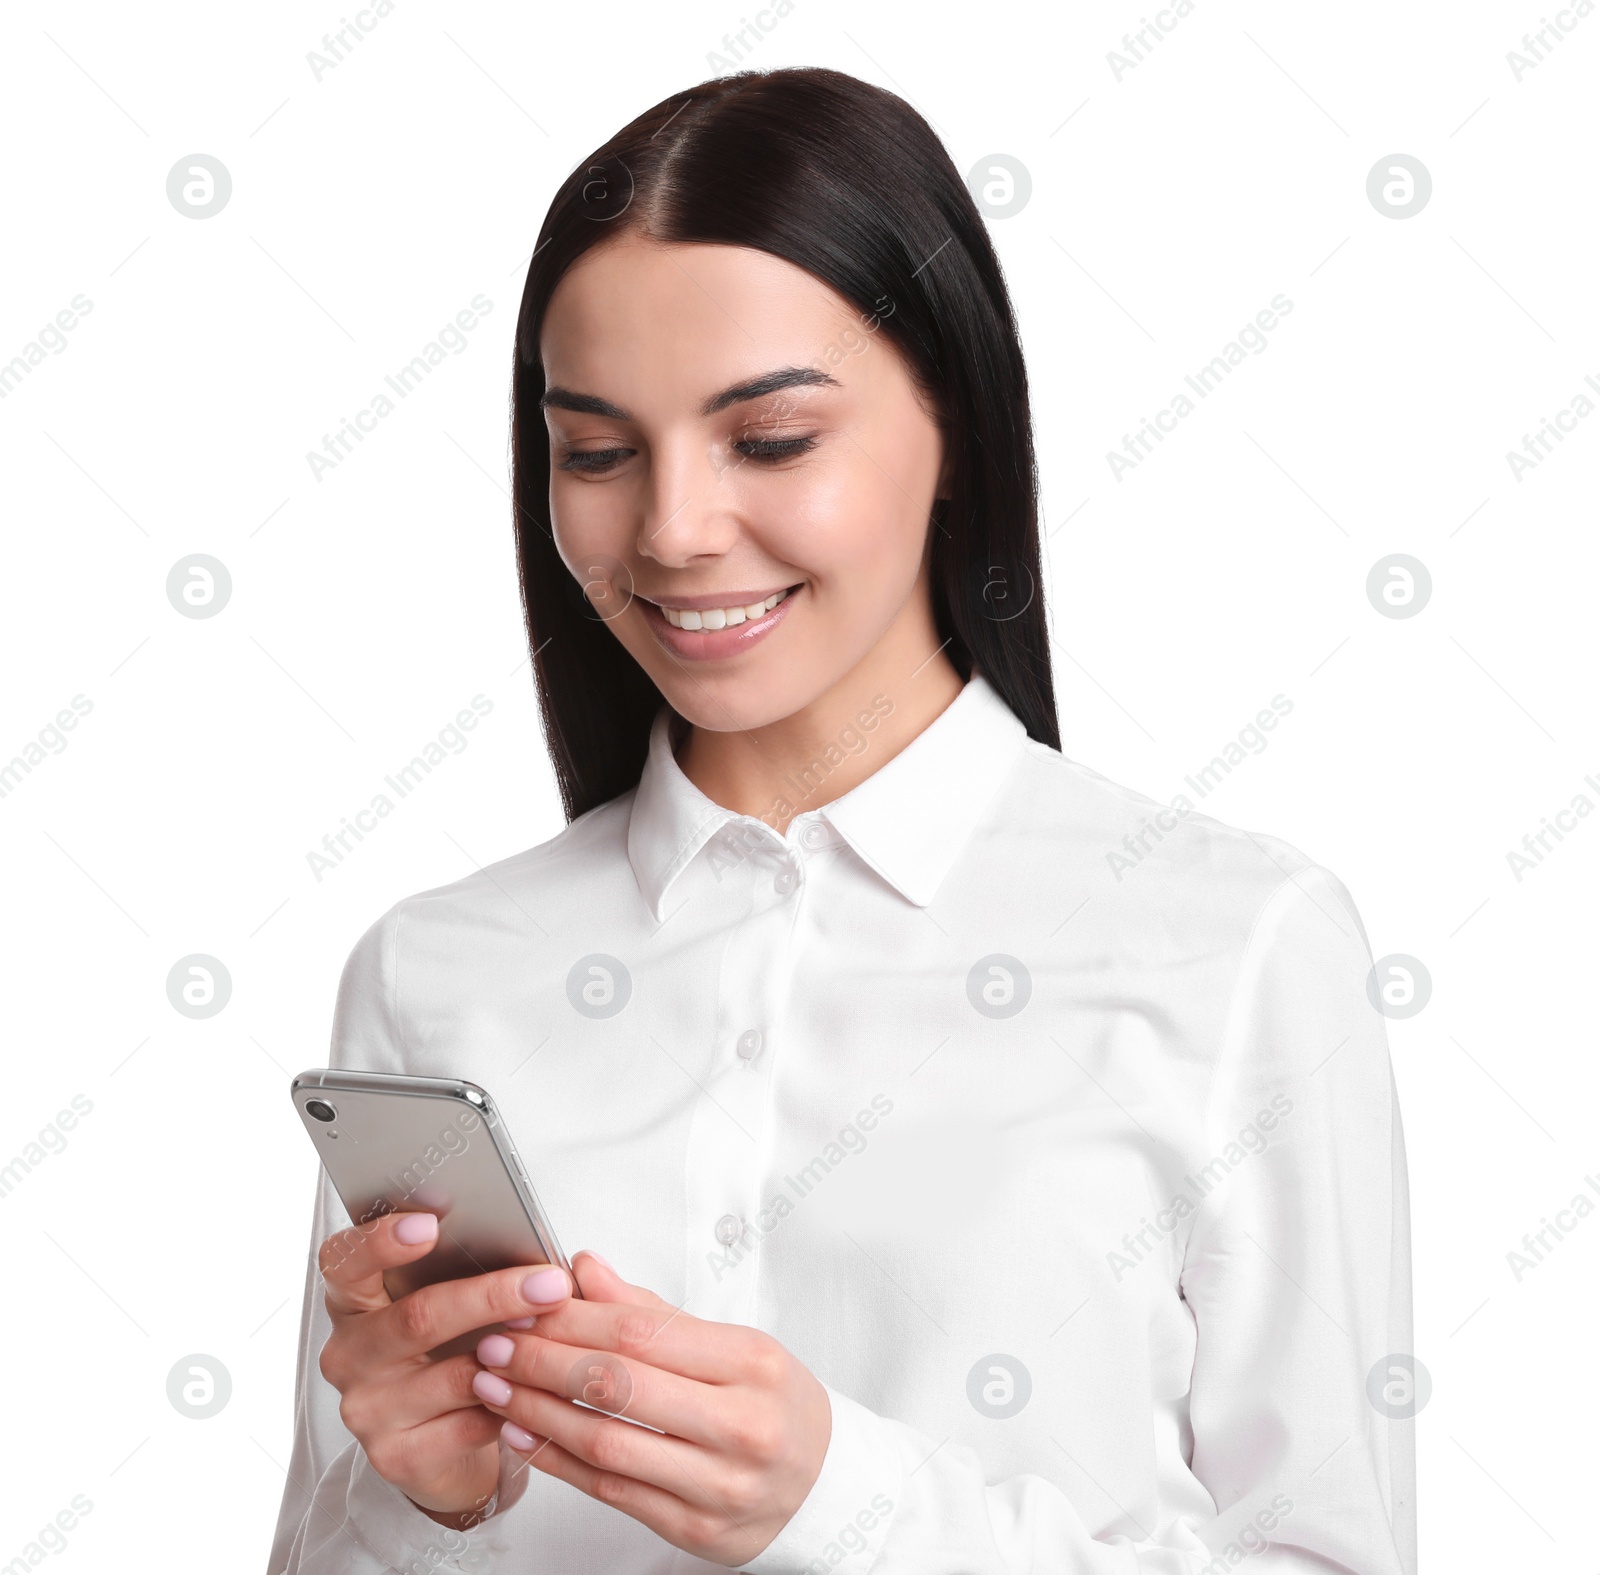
{"left": 477, "top": 1334, "right": 515, "bottom": 1367}
{"left": 501, "top": 1420, "right": 539, "bottom": 1451}
{"left": 520, "top": 1267, "right": 568, "bottom": 1305}
{"left": 583, "top": 1250, "right": 614, "bottom": 1272}
{"left": 393, "top": 1213, "right": 438, "bottom": 1245}
{"left": 472, "top": 1370, "right": 513, "bottom": 1406}
{"left": 503, "top": 1316, "right": 536, "bottom": 1330}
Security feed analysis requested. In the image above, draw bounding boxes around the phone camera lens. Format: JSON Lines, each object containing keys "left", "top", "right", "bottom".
{"left": 305, "top": 1099, "right": 337, "bottom": 1123}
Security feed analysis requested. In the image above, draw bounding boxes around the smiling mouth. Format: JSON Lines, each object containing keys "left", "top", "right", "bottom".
{"left": 636, "top": 583, "right": 802, "bottom": 659}
{"left": 646, "top": 586, "right": 794, "bottom": 630}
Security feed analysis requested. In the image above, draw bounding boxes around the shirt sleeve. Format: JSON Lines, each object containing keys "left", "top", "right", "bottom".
{"left": 266, "top": 905, "right": 532, "bottom": 1574}
{"left": 744, "top": 864, "right": 1417, "bottom": 1575}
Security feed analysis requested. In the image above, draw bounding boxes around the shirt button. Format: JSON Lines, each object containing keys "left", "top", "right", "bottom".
{"left": 774, "top": 866, "right": 797, "bottom": 895}
{"left": 714, "top": 1213, "right": 744, "bottom": 1246}
{"left": 736, "top": 1029, "right": 763, "bottom": 1061}
{"left": 800, "top": 820, "right": 828, "bottom": 849}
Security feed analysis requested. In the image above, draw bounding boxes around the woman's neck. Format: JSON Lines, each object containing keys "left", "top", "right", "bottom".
{"left": 673, "top": 625, "right": 966, "bottom": 835}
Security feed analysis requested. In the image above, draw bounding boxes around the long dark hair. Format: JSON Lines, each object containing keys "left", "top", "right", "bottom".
{"left": 511, "top": 66, "right": 1058, "bottom": 821}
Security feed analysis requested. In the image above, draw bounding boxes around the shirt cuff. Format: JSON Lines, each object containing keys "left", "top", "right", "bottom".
{"left": 345, "top": 1441, "right": 526, "bottom": 1573}
{"left": 742, "top": 1383, "right": 904, "bottom": 1575}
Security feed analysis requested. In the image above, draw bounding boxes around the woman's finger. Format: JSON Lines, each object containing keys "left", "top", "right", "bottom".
{"left": 341, "top": 1352, "right": 487, "bottom": 1433}
{"left": 497, "top": 1421, "right": 710, "bottom": 1547}
{"left": 480, "top": 1379, "right": 730, "bottom": 1514}
{"left": 320, "top": 1211, "right": 441, "bottom": 1318}
{"left": 367, "top": 1263, "right": 573, "bottom": 1363}
{"left": 569, "top": 1250, "right": 674, "bottom": 1312}
{"left": 492, "top": 1290, "right": 774, "bottom": 1389}
{"left": 473, "top": 1327, "right": 732, "bottom": 1447}
{"left": 402, "top": 1402, "right": 506, "bottom": 1465}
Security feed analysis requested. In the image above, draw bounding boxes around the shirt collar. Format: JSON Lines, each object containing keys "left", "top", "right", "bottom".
{"left": 627, "top": 673, "right": 1031, "bottom": 918}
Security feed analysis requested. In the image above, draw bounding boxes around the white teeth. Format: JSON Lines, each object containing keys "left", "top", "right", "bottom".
{"left": 662, "top": 587, "right": 791, "bottom": 629}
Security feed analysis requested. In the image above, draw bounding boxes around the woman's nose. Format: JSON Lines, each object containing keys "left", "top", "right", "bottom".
{"left": 635, "top": 440, "right": 743, "bottom": 566}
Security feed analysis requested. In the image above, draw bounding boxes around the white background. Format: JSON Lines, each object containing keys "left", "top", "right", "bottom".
{"left": 1, "top": 0, "right": 1595, "bottom": 1567}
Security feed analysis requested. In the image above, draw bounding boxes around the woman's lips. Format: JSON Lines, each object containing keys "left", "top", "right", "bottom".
{"left": 639, "top": 585, "right": 800, "bottom": 660}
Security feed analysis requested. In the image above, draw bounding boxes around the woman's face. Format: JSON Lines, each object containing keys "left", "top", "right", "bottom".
{"left": 538, "top": 233, "right": 948, "bottom": 733}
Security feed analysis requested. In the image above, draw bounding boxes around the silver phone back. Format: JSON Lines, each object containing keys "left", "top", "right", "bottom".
{"left": 290, "top": 1068, "right": 576, "bottom": 1303}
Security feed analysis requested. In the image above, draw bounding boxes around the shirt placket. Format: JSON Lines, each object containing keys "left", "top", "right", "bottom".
{"left": 681, "top": 819, "right": 810, "bottom": 1326}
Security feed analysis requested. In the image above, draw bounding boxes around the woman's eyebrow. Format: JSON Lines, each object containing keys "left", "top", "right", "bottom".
{"left": 700, "top": 365, "right": 840, "bottom": 415}
{"left": 541, "top": 365, "right": 841, "bottom": 421}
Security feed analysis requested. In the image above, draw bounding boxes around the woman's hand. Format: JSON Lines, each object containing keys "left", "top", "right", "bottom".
{"left": 315, "top": 1212, "right": 573, "bottom": 1527}
{"left": 467, "top": 1255, "right": 832, "bottom": 1568}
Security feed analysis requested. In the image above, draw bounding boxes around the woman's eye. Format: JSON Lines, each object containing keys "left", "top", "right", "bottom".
{"left": 558, "top": 447, "right": 634, "bottom": 474}
{"left": 557, "top": 435, "right": 817, "bottom": 474}
{"left": 735, "top": 434, "right": 817, "bottom": 462}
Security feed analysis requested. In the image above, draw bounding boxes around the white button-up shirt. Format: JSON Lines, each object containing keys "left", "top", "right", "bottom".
{"left": 270, "top": 674, "right": 1415, "bottom": 1574}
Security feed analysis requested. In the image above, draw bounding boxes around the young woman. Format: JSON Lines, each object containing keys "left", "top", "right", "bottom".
{"left": 270, "top": 67, "right": 1415, "bottom": 1575}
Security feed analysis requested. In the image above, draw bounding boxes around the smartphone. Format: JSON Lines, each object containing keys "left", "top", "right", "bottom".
{"left": 289, "top": 1068, "right": 581, "bottom": 1310}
